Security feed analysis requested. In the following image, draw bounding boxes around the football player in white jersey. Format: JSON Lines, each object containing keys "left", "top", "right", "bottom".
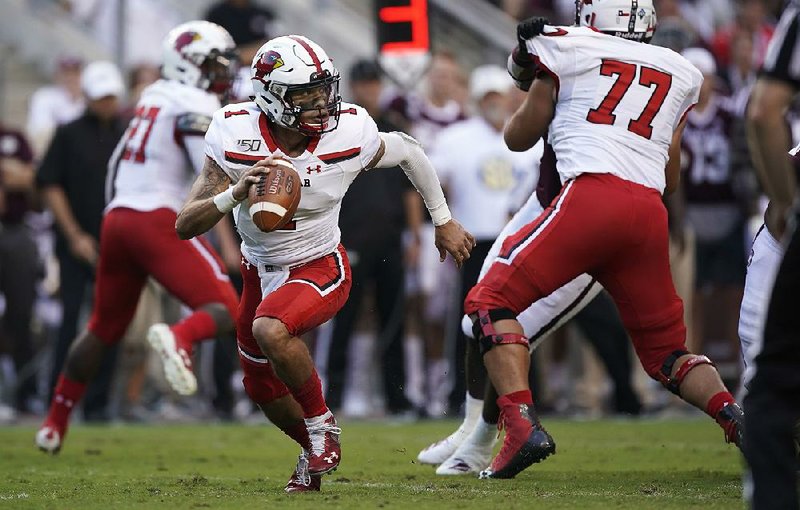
{"left": 462, "top": 0, "right": 745, "bottom": 479}
{"left": 36, "top": 21, "right": 241, "bottom": 455}
{"left": 174, "top": 35, "right": 474, "bottom": 492}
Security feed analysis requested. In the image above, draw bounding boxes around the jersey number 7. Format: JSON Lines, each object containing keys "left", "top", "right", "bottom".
{"left": 586, "top": 59, "right": 672, "bottom": 140}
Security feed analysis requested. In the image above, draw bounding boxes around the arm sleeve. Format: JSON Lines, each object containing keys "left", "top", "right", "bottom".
{"left": 376, "top": 131, "right": 452, "bottom": 226}
{"left": 761, "top": 7, "right": 800, "bottom": 89}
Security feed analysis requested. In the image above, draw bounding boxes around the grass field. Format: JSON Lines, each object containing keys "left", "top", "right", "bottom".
{"left": 0, "top": 418, "right": 744, "bottom": 509}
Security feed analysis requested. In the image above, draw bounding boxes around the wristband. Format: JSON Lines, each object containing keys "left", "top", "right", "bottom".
{"left": 429, "top": 203, "right": 452, "bottom": 227}
{"left": 213, "top": 187, "right": 240, "bottom": 213}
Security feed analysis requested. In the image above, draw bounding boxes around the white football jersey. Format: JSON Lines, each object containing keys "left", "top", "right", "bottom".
{"left": 526, "top": 27, "right": 702, "bottom": 193}
{"left": 205, "top": 101, "right": 382, "bottom": 267}
{"left": 106, "top": 79, "right": 221, "bottom": 212}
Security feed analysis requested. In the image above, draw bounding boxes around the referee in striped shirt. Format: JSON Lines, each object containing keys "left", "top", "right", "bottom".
{"left": 745, "top": 3, "right": 800, "bottom": 509}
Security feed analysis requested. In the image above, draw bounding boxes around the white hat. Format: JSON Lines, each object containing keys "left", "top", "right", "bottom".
{"left": 470, "top": 65, "right": 513, "bottom": 101}
{"left": 681, "top": 47, "right": 717, "bottom": 77}
{"left": 81, "top": 61, "right": 125, "bottom": 100}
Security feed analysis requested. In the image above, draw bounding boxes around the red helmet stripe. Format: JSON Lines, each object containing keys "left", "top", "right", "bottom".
{"left": 288, "top": 36, "right": 323, "bottom": 73}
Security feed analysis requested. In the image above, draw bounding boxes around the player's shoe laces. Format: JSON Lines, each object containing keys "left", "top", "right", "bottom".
{"left": 285, "top": 450, "right": 322, "bottom": 493}
{"left": 716, "top": 402, "right": 744, "bottom": 450}
{"left": 305, "top": 411, "right": 342, "bottom": 475}
{"left": 436, "top": 426, "right": 497, "bottom": 475}
{"left": 417, "top": 422, "right": 474, "bottom": 465}
{"left": 148, "top": 323, "right": 197, "bottom": 396}
{"left": 35, "top": 423, "right": 63, "bottom": 454}
{"left": 479, "top": 400, "right": 555, "bottom": 479}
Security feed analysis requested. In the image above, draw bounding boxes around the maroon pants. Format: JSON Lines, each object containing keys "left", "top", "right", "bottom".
{"left": 465, "top": 173, "right": 686, "bottom": 378}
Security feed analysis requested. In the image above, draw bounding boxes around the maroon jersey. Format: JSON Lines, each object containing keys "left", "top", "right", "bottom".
{"left": 679, "top": 97, "right": 736, "bottom": 204}
{"left": 0, "top": 126, "right": 34, "bottom": 225}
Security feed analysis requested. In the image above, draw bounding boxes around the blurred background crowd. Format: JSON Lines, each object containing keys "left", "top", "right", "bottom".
{"left": 0, "top": 0, "right": 790, "bottom": 425}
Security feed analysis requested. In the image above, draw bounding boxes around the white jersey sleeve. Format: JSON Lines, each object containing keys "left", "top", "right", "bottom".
{"left": 525, "top": 27, "right": 702, "bottom": 193}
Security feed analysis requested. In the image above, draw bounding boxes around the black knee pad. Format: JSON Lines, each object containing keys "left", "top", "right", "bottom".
{"left": 471, "top": 309, "right": 529, "bottom": 355}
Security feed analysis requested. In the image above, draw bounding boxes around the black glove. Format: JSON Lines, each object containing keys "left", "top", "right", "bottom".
{"left": 508, "top": 16, "right": 548, "bottom": 92}
{"left": 517, "top": 16, "right": 549, "bottom": 46}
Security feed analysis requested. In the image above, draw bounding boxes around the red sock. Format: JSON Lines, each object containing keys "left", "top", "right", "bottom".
{"left": 45, "top": 375, "right": 87, "bottom": 432}
{"left": 281, "top": 420, "right": 311, "bottom": 450}
{"left": 705, "top": 391, "right": 735, "bottom": 419}
{"left": 289, "top": 369, "right": 328, "bottom": 418}
{"left": 500, "top": 389, "right": 534, "bottom": 406}
{"left": 170, "top": 310, "right": 217, "bottom": 346}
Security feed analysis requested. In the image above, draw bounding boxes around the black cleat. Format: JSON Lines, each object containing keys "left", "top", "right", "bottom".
{"left": 479, "top": 400, "right": 556, "bottom": 479}
{"left": 716, "top": 402, "right": 744, "bottom": 451}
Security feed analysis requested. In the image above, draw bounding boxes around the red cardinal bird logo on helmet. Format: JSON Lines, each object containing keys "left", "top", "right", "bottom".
{"left": 253, "top": 50, "right": 284, "bottom": 84}
{"left": 174, "top": 31, "right": 202, "bottom": 53}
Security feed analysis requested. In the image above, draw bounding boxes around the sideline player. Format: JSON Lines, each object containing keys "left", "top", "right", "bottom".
{"left": 175, "top": 35, "right": 474, "bottom": 492}
{"left": 464, "top": 0, "right": 744, "bottom": 479}
{"left": 35, "top": 21, "right": 241, "bottom": 453}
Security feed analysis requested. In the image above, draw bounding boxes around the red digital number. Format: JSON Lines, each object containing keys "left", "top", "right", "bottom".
{"left": 586, "top": 59, "right": 672, "bottom": 140}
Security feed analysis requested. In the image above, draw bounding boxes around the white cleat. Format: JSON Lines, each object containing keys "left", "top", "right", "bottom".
{"left": 417, "top": 422, "right": 475, "bottom": 465}
{"left": 435, "top": 435, "right": 497, "bottom": 475}
{"left": 35, "top": 425, "right": 62, "bottom": 454}
{"left": 147, "top": 323, "right": 197, "bottom": 396}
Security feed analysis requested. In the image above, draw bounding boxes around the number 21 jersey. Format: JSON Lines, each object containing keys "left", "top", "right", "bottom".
{"left": 526, "top": 26, "right": 702, "bottom": 193}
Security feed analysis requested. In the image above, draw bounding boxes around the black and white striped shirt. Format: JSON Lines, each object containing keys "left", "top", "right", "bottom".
{"left": 762, "top": 4, "right": 800, "bottom": 88}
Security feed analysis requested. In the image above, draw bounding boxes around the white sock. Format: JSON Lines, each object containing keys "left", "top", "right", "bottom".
{"left": 467, "top": 418, "right": 497, "bottom": 447}
{"left": 463, "top": 393, "right": 483, "bottom": 431}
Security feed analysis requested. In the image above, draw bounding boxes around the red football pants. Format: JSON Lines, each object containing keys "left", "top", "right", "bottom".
{"left": 88, "top": 207, "right": 239, "bottom": 344}
{"left": 465, "top": 173, "right": 686, "bottom": 378}
{"left": 236, "top": 245, "right": 351, "bottom": 405}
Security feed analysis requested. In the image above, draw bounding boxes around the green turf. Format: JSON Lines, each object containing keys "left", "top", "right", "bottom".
{"left": 0, "top": 418, "right": 744, "bottom": 509}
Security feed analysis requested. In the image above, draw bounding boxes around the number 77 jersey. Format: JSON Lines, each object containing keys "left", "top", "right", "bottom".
{"left": 526, "top": 26, "right": 702, "bottom": 193}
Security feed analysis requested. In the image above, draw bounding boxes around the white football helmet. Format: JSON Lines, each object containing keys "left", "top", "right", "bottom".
{"left": 251, "top": 35, "right": 341, "bottom": 135}
{"left": 578, "top": 0, "right": 657, "bottom": 43}
{"left": 162, "top": 20, "right": 238, "bottom": 96}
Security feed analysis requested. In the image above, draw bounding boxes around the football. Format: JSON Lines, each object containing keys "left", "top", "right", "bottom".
{"left": 248, "top": 158, "right": 301, "bottom": 232}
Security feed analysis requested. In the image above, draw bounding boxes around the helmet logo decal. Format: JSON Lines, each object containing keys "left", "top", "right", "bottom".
{"left": 174, "top": 31, "right": 201, "bottom": 53}
{"left": 253, "top": 51, "right": 284, "bottom": 84}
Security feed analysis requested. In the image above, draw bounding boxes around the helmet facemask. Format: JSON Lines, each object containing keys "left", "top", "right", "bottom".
{"left": 270, "top": 71, "right": 342, "bottom": 136}
{"left": 199, "top": 48, "right": 240, "bottom": 97}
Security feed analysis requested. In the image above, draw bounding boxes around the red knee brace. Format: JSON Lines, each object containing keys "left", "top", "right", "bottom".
{"left": 472, "top": 309, "right": 529, "bottom": 355}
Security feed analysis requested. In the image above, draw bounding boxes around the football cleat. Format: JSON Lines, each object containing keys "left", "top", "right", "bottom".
{"left": 285, "top": 450, "right": 322, "bottom": 493}
{"left": 148, "top": 323, "right": 197, "bottom": 396}
{"left": 35, "top": 424, "right": 63, "bottom": 454}
{"left": 479, "top": 400, "right": 555, "bottom": 479}
{"left": 417, "top": 422, "right": 474, "bottom": 465}
{"left": 716, "top": 402, "right": 744, "bottom": 450}
{"left": 305, "top": 411, "right": 342, "bottom": 475}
